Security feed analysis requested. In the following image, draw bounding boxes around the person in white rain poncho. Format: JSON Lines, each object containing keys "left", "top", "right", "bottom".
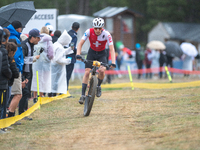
{"left": 51, "top": 30, "right": 73, "bottom": 94}
{"left": 180, "top": 42, "right": 197, "bottom": 77}
{"left": 31, "top": 27, "right": 54, "bottom": 102}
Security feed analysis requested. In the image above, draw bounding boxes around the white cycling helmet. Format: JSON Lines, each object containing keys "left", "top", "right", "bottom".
{"left": 93, "top": 18, "right": 104, "bottom": 28}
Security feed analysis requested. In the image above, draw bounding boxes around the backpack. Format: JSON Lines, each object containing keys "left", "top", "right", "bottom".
{"left": 139, "top": 50, "right": 145, "bottom": 61}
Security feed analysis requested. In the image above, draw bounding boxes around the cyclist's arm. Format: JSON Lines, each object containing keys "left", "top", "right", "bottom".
{"left": 106, "top": 31, "right": 115, "bottom": 65}
{"left": 109, "top": 44, "right": 116, "bottom": 64}
{"left": 77, "top": 29, "right": 90, "bottom": 55}
{"left": 77, "top": 39, "right": 85, "bottom": 55}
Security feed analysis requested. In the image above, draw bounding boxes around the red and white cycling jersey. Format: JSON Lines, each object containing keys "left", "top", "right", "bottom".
{"left": 81, "top": 28, "right": 113, "bottom": 52}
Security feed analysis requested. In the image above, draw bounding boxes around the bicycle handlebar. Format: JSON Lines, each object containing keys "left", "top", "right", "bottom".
{"left": 79, "top": 57, "right": 109, "bottom": 68}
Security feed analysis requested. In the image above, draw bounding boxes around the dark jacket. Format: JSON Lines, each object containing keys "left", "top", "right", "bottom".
{"left": 1, "top": 44, "right": 19, "bottom": 86}
{"left": 0, "top": 51, "right": 2, "bottom": 74}
{"left": 66, "top": 29, "right": 78, "bottom": 64}
{"left": 136, "top": 48, "right": 144, "bottom": 63}
{"left": 52, "top": 36, "right": 59, "bottom": 43}
{"left": 0, "top": 46, "right": 12, "bottom": 90}
{"left": 8, "top": 57, "right": 19, "bottom": 86}
{"left": 21, "top": 38, "right": 34, "bottom": 81}
{"left": 159, "top": 51, "right": 167, "bottom": 65}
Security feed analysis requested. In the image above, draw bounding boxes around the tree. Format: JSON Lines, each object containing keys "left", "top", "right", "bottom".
{"left": 1, "top": 0, "right": 200, "bottom": 44}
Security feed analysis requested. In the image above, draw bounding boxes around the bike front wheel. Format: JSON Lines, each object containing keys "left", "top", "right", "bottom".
{"left": 84, "top": 75, "right": 97, "bottom": 116}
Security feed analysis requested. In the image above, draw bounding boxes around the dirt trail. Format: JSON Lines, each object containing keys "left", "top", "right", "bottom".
{"left": 1, "top": 79, "right": 200, "bottom": 150}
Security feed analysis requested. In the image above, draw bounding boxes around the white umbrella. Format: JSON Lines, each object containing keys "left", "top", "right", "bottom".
{"left": 180, "top": 42, "right": 198, "bottom": 57}
{"left": 147, "top": 40, "right": 166, "bottom": 50}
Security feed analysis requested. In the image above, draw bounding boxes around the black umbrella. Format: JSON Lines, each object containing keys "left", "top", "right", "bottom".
{"left": 0, "top": 1, "right": 36, "bottom": 27}
{"left": 165, "top": 41, "right": 183, "bottom": 58}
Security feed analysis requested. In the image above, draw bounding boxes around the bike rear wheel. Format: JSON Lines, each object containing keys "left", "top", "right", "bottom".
{"left": 84, "top": 75, "right": 97, "bottom": 116}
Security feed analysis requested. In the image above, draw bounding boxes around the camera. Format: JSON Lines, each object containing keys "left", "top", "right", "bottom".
{"left": 70, "top": 42, "right": 74, "bottom": 49}
{"left": 39, "top": 47, "right": 44, "bottom": 55}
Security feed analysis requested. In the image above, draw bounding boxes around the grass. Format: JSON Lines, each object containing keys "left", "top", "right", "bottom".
{"left": 0, "top": 77, "right": 200, "bottom": 150}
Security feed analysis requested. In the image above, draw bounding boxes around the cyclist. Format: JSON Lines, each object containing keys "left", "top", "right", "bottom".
{"left": 76, "top": 17, "right": 116, "bottom": 104}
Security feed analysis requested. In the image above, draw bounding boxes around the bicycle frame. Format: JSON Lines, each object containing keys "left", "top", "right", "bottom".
{"left": 81, "top": 58, "right": 109, "bottom": 116}
{"left": 86, "top": 61, "right": 100, "bottom": 96}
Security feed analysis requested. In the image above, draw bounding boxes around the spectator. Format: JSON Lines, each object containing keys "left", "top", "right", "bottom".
{"left": 151, "top": 49, "right": 160, "bottom": 78}
{"left": 19, "top": 29, "right": 42, "bottom": 120}
{"left": 135, "top": 43, "right": 144, "bottom": 79}
{"left": 48, "top": 29, "right": 61, "bottom": 97}
{"left": 46, "top": 25, "right": 53, "bottom": 36}
{"left": 144, "top": 48, "right": 153, "bottom": 79}
{"left": 6, "top": 21, "right": 24, "bottom": 121}
{"left": 52, "top": 30, "right": 61, "bottom": 43}
{"left": 31, "top": 26, "right": 54, "bottom": 102}
{"left": 0, "top": 50, "right": 3, "bottom": 134}
{"left": 166, "top": 55, "right": 174, "bottom": 78}
{"left": 66, "top": 22, "right": 80, "bottom": 97}
{"left": 51, "top": 30, "right": 72, "bottom": 95}
{"left": 1, "top": 29, "right": 19, "bottom": 121}
{"left": 20, "top": 33, "right": 28, "bottom": 41}
{"left": 182, "top": 54, "right": 194, "bottom": 77}
{"left": 116, "top": 46, "right": 123, "bottom": 71}
{"left": 159, "top": 50, "right": 167, "bottom": 78}
{"left": 0, "top": 27, "right": 12, "bottom": 133}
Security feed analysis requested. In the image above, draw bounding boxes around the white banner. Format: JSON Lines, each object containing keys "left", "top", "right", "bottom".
{"left": 22, "top": 9, "right": 57, "bottom": 34}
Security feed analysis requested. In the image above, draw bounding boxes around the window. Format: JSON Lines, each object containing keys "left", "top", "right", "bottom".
{"left": 106, "top": 18, "right": 113, "bottom": 33}
{"left": 122, "top": 16, "right": 133, "bottom": 33}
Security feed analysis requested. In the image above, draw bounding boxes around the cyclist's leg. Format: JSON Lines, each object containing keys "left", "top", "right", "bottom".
{"left": 79, "top": 68, "right": 91, "bottom": 104}
{"left": 96, "top": 50, "right": 107, "bottom": 97}
{"left": 82, "top": 68, "right": 91, "bottom": 95}
{"left": 97, "top": 50, "right": 107, "bottom": 86}
{"left": 97, "top": 66, "right": 106, "bottom": 86}
{"left": 79, "top": 48, "right": 93, "bottom": 104}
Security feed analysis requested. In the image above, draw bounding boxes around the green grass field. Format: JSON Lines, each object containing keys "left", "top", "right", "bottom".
{"left": 0, "top": 77, "right": 200, "bottom": 150}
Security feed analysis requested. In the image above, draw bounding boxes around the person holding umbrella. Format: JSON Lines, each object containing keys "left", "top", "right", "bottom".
{"left": 159, "top": 49, "right": 167, "bottom": 78}
{"left": 164, "top": 40, "right": 183, "bottom": 78}
{"left": 180, "top": 42, "right": 198, "bottom": 77}
{"left": 147, "top": 40, "right": 166, "bottom": 79}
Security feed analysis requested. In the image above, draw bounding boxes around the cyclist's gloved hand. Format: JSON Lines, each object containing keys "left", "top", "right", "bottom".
{"left": 109, "top": 64, "right": 116, "bottom": 68}
{"left": 76, "top": 55, "right": 82, "bottom": 60}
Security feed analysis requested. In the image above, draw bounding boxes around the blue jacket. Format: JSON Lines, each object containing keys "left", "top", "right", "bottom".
{"left": 6, "top": 24, "right": 24, "bottom": 73}
{"left": 66, "top": 29, "right": 78, "bottom": 64}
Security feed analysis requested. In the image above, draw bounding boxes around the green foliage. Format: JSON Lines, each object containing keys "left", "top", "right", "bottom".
{"left": 1, "top": 0, "right": 200, "bottom": 44}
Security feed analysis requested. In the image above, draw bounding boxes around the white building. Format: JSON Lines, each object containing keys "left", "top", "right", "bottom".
{"left": 148, "top": 22, "right": 200, "bottom": 51}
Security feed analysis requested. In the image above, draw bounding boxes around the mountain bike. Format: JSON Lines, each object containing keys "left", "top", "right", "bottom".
{"left": 80, "top": 58, "right": 109, "bottom": 116}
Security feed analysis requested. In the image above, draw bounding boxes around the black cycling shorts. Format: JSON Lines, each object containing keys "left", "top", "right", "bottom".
{"left": 85, "top": 47, "right": 107, "bottom": 69}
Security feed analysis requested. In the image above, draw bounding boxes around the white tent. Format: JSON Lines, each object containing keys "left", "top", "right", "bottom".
{"left": 58, "top": 14, "right": 94, "bottom": 53}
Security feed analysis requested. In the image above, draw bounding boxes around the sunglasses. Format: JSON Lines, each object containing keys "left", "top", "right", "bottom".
{"left": 94, "top": 28, "right": 103, "bottom": 31}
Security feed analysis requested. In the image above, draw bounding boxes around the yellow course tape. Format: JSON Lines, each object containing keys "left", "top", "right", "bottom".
{"left": 0, "top": 92, "right": 71, "bottom": 129}
{"left": 1, "top": 80, "right": 200, "bottom": 128}
{"left": 69, "top": 80, "right": 200, "bottom": 89}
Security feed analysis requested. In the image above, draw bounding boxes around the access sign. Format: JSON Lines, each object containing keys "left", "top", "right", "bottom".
{"left": 22, "top": 9, "right": 57, "bottom": 34}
